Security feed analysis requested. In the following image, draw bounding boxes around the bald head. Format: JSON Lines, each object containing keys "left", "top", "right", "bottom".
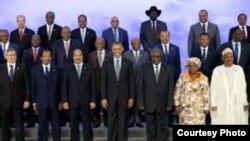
{"left": 31, "top": 34, "right": 41, "bottom": 48}
{"left": 111, "top": 16, "right": 119, "bottom": 29}
{"left": 95, "top": 37, "right": 105, "bottom": 51}
{"left": 61, "top": 26, "right": 71, "bottom": 41}
{"left": 73, "top": 49, "right": 84, "bottom": 64}
{"left": 46, "top": 11, "right": 55, "bottom": 25}
{"left": 0, "top": 29, "right": 9, "bottom": 43}
{"left": 131, "top": 38, "right": 141, "bottom": 51}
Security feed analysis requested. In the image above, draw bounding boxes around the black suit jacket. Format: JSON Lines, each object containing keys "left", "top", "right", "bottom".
{"left": 190, "top": 45, "right": 218, "bottom": 82}
{"left": 101, "top": 58, "right": 134, "bottom": 106}
{"left": 37, "top": 24, "right": 62, "bottom": 50}
{"left": 10, "top": 28, "right": 35, "bottom": 52}
{"left": 62, "top": 63, "right": 96, "bottom": 109}
{"left": 228, "top": 26, "right": 250, "bottom": 43}
{"left": 32, "top": 64, "right": 59, "bottom": 110}
{"left": 88, "top": 50, "right": 113, "bottom": 91}
{"left": 0, "top": 63, "right": 29, "bottom": 109}
{"left": 0, "top": 42, "right": 21, "bottom": 64}
{"left": 52, "top": 39, "right": 81, "bottom": 68}
{"left": 137, "top": 63, "right": 174, "bottom": 113}
{"left": 71, "top": 28, "right": 97, "bottom": 58}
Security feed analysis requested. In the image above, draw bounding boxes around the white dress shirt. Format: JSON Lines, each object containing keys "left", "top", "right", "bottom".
{"left": 239, "top": 25, "right": 248, "bottom": 38}
{"left": 200, "top": 46, "right": 209, "bottom": 59}
{"left": 162, "top": 43, "right": 169, "bottom": 54}
{"left": 42, "top": 63, "right": 51, "bottom": 74}
{"left": 232, "top": 41, "right": 241, "bottom": 62}
{"left": 46, "top": 24, "right": 54, "bottom": 34}
{"left": 7, "top": 63, "right": 16, "bottom": 76}
{"left": 153, "top": 62, "right": 161, "bottom": 73}
{"left": 1, "top": 41, "right": 10, "bottom": 57}
{"left": 200, "top": 21, "right": 208, "bottom": 33}
{"left": 114, "top": 56, "right": 122, "bottom": 68}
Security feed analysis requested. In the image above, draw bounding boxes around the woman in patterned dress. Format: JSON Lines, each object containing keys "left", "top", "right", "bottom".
{"left": 174, "top": 57, "right": 209, "bottom": 125}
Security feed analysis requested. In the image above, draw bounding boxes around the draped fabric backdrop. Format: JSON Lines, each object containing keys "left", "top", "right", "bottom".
{"left": 1, "top": 0, "right": 249, "bottom": 69}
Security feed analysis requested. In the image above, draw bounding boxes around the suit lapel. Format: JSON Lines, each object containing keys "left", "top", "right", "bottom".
{"left": 3, "top": 64, "right": 9, "bottom": 81}
{"left": 158, "top": 64, "right": 165, "bottom": 84}
{"left": 149, "top": 64, "right": 157, "bottom": 84}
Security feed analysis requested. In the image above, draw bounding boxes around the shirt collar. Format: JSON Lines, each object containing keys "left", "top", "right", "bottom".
{"left": 162, "top": 43, "right": 169, "bottom": 47}
{"left": 153, "top": 62, "right": 161, "bottom": 68}
{"left": 7, "top": 63, "right": 16, "bottom": 68}
{"left": 132, "top": 49, "right": 140, "bottom": 54}
{"left": 46, "top": 24, "right": 54, "bottom": 28}
{"left": 42, "top": 63, "right": 51, "bottom": 69}
{"left": 2, "top": 41, "right": 9, "bottom": 46}
{"left": 200, "top": 21, "right": 208, "bottom": 26}
{"left": 114, "top": 56, "right": 122, "bottom": 61}
{"left": 63, "top": 39, "right": 71, "bottom": 44}
{"left": 74, "top": 62, "right": 83, "bottom": 66}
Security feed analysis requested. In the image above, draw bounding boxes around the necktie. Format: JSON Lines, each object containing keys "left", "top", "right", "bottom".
{"left": 202, "top": 23, "right": 206, "bottom": 33}
{"left": 152, "top": 21, "right": 157, "bottom": 31}
{"left": 65, "top": 42, "right": 69, "bottom": 58}
{"left": 33, "top": 48, "right": 37, "bottom": 62}
{"left": 19, "top": 30, "right": 23, "bottom": 41}
{"left": 114, "top": 29, "right": 118, "bottom": 41}
{"left": 115, "top": 59, "right": 120, "bottom": 81}
{"left": 234, "top": 43, "right": 239, "bottom": 63}
{"left": 81, "top": 29, "right": 85, "bottom": 44}
{"left": 45, "top": 66, "right": 49, "bottom": 77}
{"left": 2, "top": 44, "right": 6, "bottom": 57}
{"left": 9, "top": 65, "right": 14, "bottom": 81}
{"left": 98, "top": 51, "right": 103, "bottom": 67}
{"left": 164, "top": 44, "right": 168, "bottom": 55}
{"left": 155, "top": 65, "right": 159, "bottom": 83}
{"left": 48, "top": 26, "right": 52, "bottom": 41}
{"left": 135, "top": 52, "right": 139, "bottom": 63}
{"left": 202, "top": 48, "right": 206, "bottom": 62}
{"left": 76, "top": 64, "right": 81, "bottom": 78}
{"left": 242, "top": 26, "right": 246, "bottom": 40}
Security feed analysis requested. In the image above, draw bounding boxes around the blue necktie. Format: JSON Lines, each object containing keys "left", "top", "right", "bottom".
{"left": 9, "top": 65, "right": 14, "bottom": 81}
{"left": 45, "top": 66, "right": 49, "bottom": 77}
{"left": 234, "top": 43, "right": 238, "bottom": 63}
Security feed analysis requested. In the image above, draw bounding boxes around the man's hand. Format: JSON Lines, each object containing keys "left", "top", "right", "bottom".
{"left": 90, "top": 102, "right": 96, "bottom": 110}
{"left": 211, "top": 106, "right": 217, "bottom": 111}
{"left": 101, "top": 99, "right": 109, "bottom": 110}
{"left": 127, "top": 98, "right": 134, "bottom": 108}
{"left": 58, "top": 102, "right": 63, "bottom": 111}
{"left": 33, "top": 103, "right": 37, "bottom": 112}
{"left": 62, "top": 102, "right": 69, "bottom": 110}
{"left": 138, "top": 105, "right": 144, "bottom": 111}
{"left": 175, "top": 106, "right": 180, "bottom": 113}
{"left": 23, "top": 101, "right": 30, "bottom": 109}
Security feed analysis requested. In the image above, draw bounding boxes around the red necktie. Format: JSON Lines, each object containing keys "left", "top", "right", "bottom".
{"left": 19, "top": 30, "right": 23, "bottom": 41}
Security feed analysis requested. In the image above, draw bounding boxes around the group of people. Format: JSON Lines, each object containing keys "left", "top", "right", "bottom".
{"left": 0, "top": 5, "right": 250, "bottom": 141}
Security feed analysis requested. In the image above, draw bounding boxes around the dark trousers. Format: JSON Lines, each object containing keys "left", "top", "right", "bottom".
{"left": 1, "top": 108, "right": 24, "bottom": 141}
{"left": 91, "top": 91, "right": 101, "bottom": 125}
{"left": 38, "top": 108, "right": 60, "bottom": 141}
{"left": 69, "top": 107, "right": 93, "bottom": 141}
{"left": 108, "top": 103, "right": 128, "bottom": 141}
{"left": 145, "top": 111, "right": 169, "bottom": 141}
{"left": 127, "top": 106, "right": 143, "bottom": 125}
{"left": 23, "top": 106, "right": 36, "bottom": 126}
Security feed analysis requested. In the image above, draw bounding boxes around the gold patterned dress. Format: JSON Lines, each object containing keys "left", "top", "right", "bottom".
{"left": 174, "top": 72, "right": 209, "bottom": 125}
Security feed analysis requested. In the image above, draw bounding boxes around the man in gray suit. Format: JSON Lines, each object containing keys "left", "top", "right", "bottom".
{"left": 140, "top": 6, "right": 167, "bottom": 52}
{"left": 188, "top": 9, "right": 221, "bottom": 56}
{"left": 123, "top": 38, "right": 150, "bottom": 127}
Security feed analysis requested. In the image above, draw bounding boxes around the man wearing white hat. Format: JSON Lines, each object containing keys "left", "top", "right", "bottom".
{"left": 210, "top": 48, "right": 249, "bottom": 124}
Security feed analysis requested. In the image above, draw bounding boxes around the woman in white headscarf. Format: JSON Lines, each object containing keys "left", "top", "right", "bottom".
{"left": 174, "top": 57, "right": 209, "bottom": 125}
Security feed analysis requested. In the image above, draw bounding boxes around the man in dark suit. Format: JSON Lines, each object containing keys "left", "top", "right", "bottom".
{"left": 102, "top": 16, "right": 129, "bottom": 51}
{"left": 101, "top": 42, "right": 134, "bottom": 141}
{"left": 228, "top": 13, "right": 250, "bottom": 44}
{"left": 220, "top": 29, "right": 250, "bottom": 104}
{"left": 71, "top": 15, "right": 97, "bottom": 59}
{"left": 0, "top": 48, "right": 30, "bottom": 141}
{"left": 32, "top": 50, "right": 60, "bottom": 141}
{"left": 190, "top": 33, "right": 218, "bottom": 83}
{"left": 154, "top": 31, "right": 181, "bottom": 82}
{"left": 138, "top": 48, "right": 174, "bottom": 141}
{"left": 10, "top": 15, "right": 35, "bottom": 57}
{"left": 52, "top": 26, "right": 81, "bottom": 126}
{"left": 88, "top": 37, "right": 112, "bottom": 128}
{"left": 21, "top": 34, "right": 43, "bottom": 127}
{"left": 62, "top": 49, "right": 96, "bottom": 141}
{"left": 123, "top": 38, "right": 150, "bottom": 128}
{"left": 37, "top": 11, "right": 62, "bottom": 50}
{"left": 188, "top": 9, "right": 221, "bottom": 55}
{"left": 0, "top": 29, "right": 20, "bottom": 64}
{"left": 140, "top": 6, "right": 167, "bottom": 52}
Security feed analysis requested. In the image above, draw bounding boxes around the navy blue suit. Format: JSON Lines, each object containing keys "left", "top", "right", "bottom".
{"left": 102, "top": 27, "right": 129, "bottom": 51}
{"left": 154, "top": 43, "right": 181, "bottom": 81}
{"left": 31, "top": 64, "right": 60, "bottom": 141}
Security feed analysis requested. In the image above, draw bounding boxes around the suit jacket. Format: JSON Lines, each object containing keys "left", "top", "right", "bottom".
{"left": 101, "top": 58, "right": 134, "bottom": 106}
{"left": 71, "top": 28, "right": 97, "bottom": 57}
{"left": 21, "top": 47, "right": 43, "bottom": 83}
{"left": 31, "top": 64, "right": 59, "bottom": 110}
{"left": 154, "top": 43, "right": 181, "bottom": 81}
{"left": 88, "top": 50, "right": 113, "bottom": 90}
{"left": 228, "top": 26, "right": 250, "bottom": 43}
{"left": 102, "top": 27, "right": 129, "bottom": 51}
{"left": 0, "top": 42, "right": 21, "bottom": 64}
{"left": 188, "top": 22, "right": 221, "bottom": 55}
{"left": 10, "top": 27, "right": 35, "bottom": 52}
{"left": 220, "top": 42, "right": 250, "bottom": 73}
{"left": 123, "top": 50, "right": 150, "bottom": 73}
{"left": 37, "top": 24, "right": 62, "bottom": 50}
{"left": 190, "top": 45, "right": 218, "bottom": 82}
{"left": 0, "top": 63, "right": 29, "bottom": 109}
{"left": 52, "top": 39, "right": 81, "bottom": 68}
{"left": 137, "top": 63, "right": 174, "bottom": 113}
{"left": 140, "top": 20, "right": 167, "bottom": 52}
{"left": 61, "top": 63, "right": 96, "bottom": 109}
